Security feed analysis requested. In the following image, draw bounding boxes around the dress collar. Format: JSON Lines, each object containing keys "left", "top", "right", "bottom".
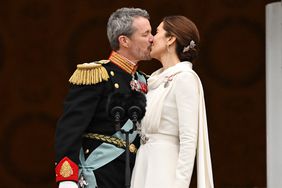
{"left": 108, "top": 51, "right": 138, "bottom": 75}
{"left": 148, "top": 61, "right": 193, "bottom": 90}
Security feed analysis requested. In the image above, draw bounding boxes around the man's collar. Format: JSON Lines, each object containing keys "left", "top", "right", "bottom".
{"left": 108, "top": 51, "right": 138, "bottom": 75}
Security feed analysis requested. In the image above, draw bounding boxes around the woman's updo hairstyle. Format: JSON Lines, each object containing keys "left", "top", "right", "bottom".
{"left": 163, "top": 15, "right": 200, "bottom": 62}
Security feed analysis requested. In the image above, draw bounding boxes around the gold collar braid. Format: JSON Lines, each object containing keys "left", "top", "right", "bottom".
{"left": 108, "top": 51, "right": 138, "bottom": 75}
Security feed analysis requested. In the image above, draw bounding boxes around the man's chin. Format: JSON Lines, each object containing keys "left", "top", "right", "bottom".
{"left": 145, "top": 52, "right": 152, "bottom": 60}
{"left": 143, "top": 56, "right": 152, "bottom": 61}
{"left": 137, "top": 51, "right": 152, "bottom": 61}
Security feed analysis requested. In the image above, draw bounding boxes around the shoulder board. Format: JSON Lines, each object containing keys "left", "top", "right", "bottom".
{"left": 69, "top": 60, "right": 110, "bottom": 85}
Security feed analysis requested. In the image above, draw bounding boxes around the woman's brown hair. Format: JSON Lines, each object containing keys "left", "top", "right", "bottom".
{"left": 163, "top": 15, "right": 200, "bottom": 62}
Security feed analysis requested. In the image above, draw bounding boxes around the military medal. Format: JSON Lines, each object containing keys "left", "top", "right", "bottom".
{"left": 130, "top": 75, "right": 141, "bottom": 91}
{"left": 78, "top": 174, "right": 88, "bottom": 188}
{"left": 130, "top": 75, "right": 148, "bottom": 93}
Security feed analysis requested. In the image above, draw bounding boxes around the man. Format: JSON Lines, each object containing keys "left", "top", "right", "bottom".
{"left": 55, "top": 7, "right": 153, "bottom": 188}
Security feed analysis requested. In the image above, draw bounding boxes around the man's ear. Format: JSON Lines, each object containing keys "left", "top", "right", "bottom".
{"left": 167, "top": 36, "right": 176, "bottom": 46}
{"left": 118, "top": 35, "right": 130, "bottom": 48}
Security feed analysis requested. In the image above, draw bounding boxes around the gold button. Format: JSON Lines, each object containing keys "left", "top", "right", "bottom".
{"left": 110, "top": 71, "right": 115, "bottom": 76}
{"left": 129, "top": 144, "right": 137, "bottom": 153}
{"left": 85, "top": 149, "right": 89, "bottom": 154}
{"left": 114, "top": 83, "right": 119, "bottom": 88}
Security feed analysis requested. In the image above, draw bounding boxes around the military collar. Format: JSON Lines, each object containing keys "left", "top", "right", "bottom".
{"left": 108, "top": 51, "right": 138, "bottom": 75}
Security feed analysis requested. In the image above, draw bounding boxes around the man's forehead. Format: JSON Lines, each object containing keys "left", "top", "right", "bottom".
{"left": 132, "top": 17, "right": 151, "bottom": 32}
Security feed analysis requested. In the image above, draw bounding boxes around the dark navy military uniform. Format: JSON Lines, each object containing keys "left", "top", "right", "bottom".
{"left": 55, "top": 52, "right": 147, "bottom": 188}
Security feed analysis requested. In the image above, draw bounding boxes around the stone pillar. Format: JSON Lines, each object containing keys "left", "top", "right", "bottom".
{"left": 266, "top": 1, "right": 282, "bottom": 188}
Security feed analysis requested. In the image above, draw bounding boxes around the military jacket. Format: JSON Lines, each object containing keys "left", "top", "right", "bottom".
{"left": 55, "top": 52, "right": 148, "bottom": 188}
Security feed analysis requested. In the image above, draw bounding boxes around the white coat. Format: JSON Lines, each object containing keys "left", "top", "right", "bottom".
{"left": 131, "top": 61, "right": 214, "bottom": 188}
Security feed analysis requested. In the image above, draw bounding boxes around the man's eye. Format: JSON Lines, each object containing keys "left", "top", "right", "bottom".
{"left": 142, "top": 33, "right": 149, "bottom": 37}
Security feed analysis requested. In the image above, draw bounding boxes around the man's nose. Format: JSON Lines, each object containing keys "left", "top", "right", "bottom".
{"left": 149, "top": 34, "right": 154, "bottom": 42}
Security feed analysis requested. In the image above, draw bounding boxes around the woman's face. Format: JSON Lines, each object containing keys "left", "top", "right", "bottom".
{"left": 150, "top": 22, "right": 169, "bottom": 60}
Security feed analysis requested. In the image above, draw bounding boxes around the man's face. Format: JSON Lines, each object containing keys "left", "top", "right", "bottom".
{"left": 127, "top": 16, "right": 153, "bottom": 61}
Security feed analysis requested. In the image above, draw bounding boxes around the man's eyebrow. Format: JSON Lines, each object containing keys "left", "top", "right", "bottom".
{"left": 142, "top": 30, "right": 151, "bottom": 34}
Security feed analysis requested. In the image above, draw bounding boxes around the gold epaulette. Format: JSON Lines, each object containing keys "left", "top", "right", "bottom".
{"left": 69, "top": 60, "right": 110, "bottom": 85}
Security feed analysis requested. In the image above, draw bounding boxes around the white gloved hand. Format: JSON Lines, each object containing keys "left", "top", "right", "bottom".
{"left": 59, "top": 181, "right": 78, "bottom": 188}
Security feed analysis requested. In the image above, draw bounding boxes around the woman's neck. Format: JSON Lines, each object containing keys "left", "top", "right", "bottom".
{"left": 160, "top": 53, "right": 180, "bottom": 70}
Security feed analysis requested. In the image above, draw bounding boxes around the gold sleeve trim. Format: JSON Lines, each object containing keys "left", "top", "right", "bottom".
{"left": 60, "top": 161, "right": 73, "bottom": 178}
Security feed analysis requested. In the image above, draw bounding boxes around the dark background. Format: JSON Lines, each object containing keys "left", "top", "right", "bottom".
{"left": 0, "top": 0, "right": 278, "bottom": 187}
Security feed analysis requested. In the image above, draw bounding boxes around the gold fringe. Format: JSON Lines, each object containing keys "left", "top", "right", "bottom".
{"left": 69, "top": 60, "right": 110, "bottom": 85}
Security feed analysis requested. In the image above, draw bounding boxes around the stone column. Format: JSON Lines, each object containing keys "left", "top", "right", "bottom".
{"left": 266, "top": 1, "right": 282, "bottom": 188}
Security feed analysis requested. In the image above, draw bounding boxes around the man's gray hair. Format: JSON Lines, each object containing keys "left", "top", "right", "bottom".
{"left": 107, "top": 7, "right": 150, "bottom": 51}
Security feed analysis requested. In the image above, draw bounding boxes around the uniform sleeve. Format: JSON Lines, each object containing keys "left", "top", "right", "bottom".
{"left": 173, "top": 72, "right": 199, "bottom": 188}
{"left": 55, "top": 83, "right": 105, "bottom": 182}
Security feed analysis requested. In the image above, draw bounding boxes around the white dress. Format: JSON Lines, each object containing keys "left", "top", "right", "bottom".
{"left": 131, "top": 62, "right": 214, "bottom": 188}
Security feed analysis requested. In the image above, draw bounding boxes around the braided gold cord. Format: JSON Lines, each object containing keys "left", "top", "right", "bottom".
{"left": 83, "top": 133, "right": 137, "bottom": 153}
{"left": 84, "top": 133, "right": 125, "bottom": 148}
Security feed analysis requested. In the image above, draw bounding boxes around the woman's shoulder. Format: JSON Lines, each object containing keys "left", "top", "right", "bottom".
{"left": 174, "top": 68, "right": 198, "bottom": 81}
{"left": 171, "top": 68, "right": 201, "bottom": 92}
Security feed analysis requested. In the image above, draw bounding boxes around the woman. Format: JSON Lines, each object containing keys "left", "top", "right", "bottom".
{"left": 130, "top": 16, "right": 214, "bottom": 188}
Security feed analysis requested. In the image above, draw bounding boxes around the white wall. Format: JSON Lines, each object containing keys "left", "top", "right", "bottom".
{"left": 266, "top": 1, "right": 282, "bottom": 188}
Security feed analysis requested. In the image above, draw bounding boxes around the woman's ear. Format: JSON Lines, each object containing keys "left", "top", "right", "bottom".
{"left": 118, "top": 35, "right": 130, "bottom": 48}
{"left": 167, "top": 35, "right": 176, "bottom": 46}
